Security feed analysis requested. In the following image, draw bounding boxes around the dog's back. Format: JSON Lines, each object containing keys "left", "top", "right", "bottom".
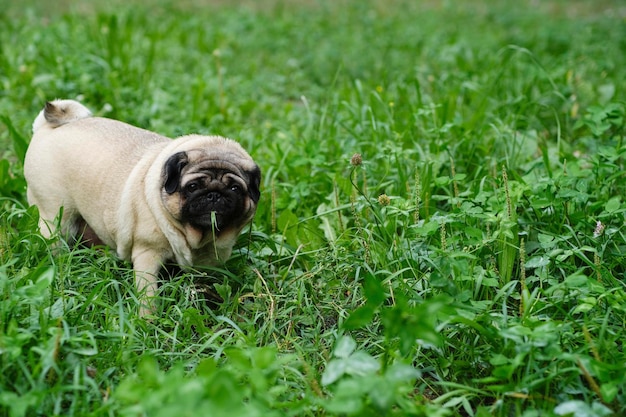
{"left": 25, "top": 99, "right": 167, "bottom": 246}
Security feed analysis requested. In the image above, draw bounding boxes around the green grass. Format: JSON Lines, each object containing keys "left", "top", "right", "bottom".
{"left": 1, "top": 0, "right": 625, "bottom": 416}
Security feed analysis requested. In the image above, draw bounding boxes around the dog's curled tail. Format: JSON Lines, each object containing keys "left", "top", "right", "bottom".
{"left": 32, "top": 99, "right": 92, "bottom": 133}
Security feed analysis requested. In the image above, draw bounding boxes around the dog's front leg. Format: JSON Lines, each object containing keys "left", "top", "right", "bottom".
{"left": 132, "top": 248, "right": 163, "bottom": 317}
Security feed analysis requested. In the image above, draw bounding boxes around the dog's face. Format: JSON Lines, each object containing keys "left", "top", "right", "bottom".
{"left": 161, "top": 145, "right": 261, "bottom": 239}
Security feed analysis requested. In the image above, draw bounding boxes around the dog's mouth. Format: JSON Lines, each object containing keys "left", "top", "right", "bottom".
{"left": 189, "top": 210, "right": 226, "bottom": 233}
{"left": 182, "top": 189, "right": 244, "bottom": 232}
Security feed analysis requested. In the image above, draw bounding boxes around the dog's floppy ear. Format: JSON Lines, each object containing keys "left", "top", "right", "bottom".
{"left": 247, "top": 165, "right": 261, "bottom": 203}
{"left": 163, "top": 151, "right": 189, "bottom": 194}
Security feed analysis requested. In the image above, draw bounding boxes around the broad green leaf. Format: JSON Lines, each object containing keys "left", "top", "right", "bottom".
{"left": 334, "top": 335, "right": 357, "bottom": 358}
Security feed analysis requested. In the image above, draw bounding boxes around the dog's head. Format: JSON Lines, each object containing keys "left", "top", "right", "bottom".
{"left": 160, "top": 136, "right": 260, "bottom": 243}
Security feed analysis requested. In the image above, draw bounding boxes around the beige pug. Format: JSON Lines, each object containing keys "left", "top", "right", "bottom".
{"left": 24, "top": 100, "right": 261, "bottom": 315}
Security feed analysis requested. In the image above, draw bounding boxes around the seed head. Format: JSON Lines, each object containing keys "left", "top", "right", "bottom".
{"left": 593, "top": 221, "right": 605, "bottom": 238}
{"left": 378, "top": 194, "right": 390, "bottom": 206}
{"left": 350, "top": 153, "right": 363, "bottom": 166}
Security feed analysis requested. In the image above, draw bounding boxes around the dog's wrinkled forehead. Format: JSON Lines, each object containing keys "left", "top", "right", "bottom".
{"left": 182, "top": 148, "right": 253, "bottom": 178}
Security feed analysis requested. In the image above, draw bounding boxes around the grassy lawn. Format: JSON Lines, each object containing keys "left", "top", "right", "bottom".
{"left": 1, "top": 0, "right": 625, "bottom": 415}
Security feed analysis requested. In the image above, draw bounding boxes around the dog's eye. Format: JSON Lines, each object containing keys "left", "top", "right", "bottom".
{"left": 185, "top": 182, "right": 199, "bottom": 193}
{"left": 230, "top": 184, "right": 241, "bottom": 192}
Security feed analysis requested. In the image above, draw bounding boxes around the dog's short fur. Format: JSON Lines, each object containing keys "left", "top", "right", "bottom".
{"left": 25, "top": 100, "right": 260, "bottom": 315}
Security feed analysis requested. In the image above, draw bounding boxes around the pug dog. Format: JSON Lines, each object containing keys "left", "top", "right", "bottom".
{"left": 24, "top": 99, "right": 261, "bottom": 316}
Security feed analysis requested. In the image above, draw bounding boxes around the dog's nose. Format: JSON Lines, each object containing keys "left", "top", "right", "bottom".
{"left": 206, "top": 192, "right": 221, "bottom": 203}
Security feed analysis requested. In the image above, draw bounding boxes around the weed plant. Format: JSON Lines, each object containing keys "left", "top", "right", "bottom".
{"left": 1, "top": 0, "right": 625, "bottom": 416}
